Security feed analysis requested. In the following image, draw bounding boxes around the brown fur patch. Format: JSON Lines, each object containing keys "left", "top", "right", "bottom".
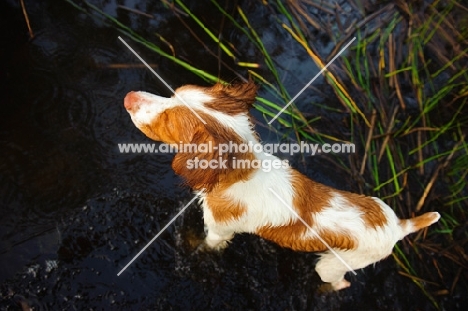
{"left": 205, "top": 191, "right": 247, "bottom": 223}
{"left": 256, "top": 170, "right": 357, "bottom": 252}
{"left": 337, "top": 191, "right": 388, "bottom": 228}
{"left": 171, "top": 114, "right": 256, "bottom": 191}
{"left": 204, "top": 81, "right": 258, "bottom": 116}
{"left": 291, "top": 170, "right": 332, "bottom": 226}
{"left": 140, "top": 105, "right": 256, "bottom": 191}
{"left": 257, "top": 224, "right": 356, "bottom": 252}
{"left": 173, "top": 81, "right": 257, "bottom": 116}
{"left": 139, "top": 105, "right": 200, "bottom": 144}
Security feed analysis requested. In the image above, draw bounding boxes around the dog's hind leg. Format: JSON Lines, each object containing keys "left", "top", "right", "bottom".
{"left": 315, "top": 252, "right": 352, "bottom": 291}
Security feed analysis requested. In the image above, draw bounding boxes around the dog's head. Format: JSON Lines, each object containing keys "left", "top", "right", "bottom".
{"left": 124, "top": 82, "right": 259, "bottom": 190}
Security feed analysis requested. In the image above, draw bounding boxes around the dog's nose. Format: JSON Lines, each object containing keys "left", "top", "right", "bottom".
{"left": 124, "top": 91, "right": 138, "bottom": 111}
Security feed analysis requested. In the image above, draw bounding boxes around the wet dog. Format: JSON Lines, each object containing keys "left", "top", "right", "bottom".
{"left": 124, "top": 82, "right": 440, "bottom": 290}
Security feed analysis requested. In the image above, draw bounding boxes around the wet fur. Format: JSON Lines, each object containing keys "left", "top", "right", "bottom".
{"left": 124, "top": 82, "right": 440, "bottom": 290}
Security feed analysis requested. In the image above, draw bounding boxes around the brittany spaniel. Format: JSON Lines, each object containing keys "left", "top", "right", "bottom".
{"left": 123, "top": 82, "right": 440, "bottom": 291}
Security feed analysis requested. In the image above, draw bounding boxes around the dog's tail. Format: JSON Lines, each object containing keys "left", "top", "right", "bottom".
{"left": 399, "top": 212, "right": 440, "bottom": 239}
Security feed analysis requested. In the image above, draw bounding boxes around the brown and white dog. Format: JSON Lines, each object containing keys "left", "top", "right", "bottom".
{"left": 123, "top": 82, "right": 440, "bottom": 291}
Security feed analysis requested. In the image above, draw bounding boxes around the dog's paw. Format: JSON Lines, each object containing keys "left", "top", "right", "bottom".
{"left": 212, "top": 240, "right": 230, "bottom": 250}
{"left": 331, "top": 279, "right": 351, "bottom": 291}
{"left": 203, "top": 238, "right": 231, "bottom": 251}
{"left": 317, "top": 279, "right": 351, "bottom": 294}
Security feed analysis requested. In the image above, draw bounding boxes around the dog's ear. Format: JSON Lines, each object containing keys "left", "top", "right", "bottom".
{"left": 143, "top": 107, "right": 200, "bottom": 144}
{"left": 171, "top": 122, "right": 254, "bottom": 191}
{"left": 171, "top": 124, "right": 221, "bottom": 191}
{"left": 206, "top": 81, "right": 258, "bottom": 113}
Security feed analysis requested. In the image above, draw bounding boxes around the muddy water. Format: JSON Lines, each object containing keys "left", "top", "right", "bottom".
{"left": 0, "top": 0, "right": 445, "bottom": 310}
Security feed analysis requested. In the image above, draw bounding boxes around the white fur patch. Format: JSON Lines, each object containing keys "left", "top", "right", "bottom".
{"left": 200, "top": 153, "right": 296, "bottom": 233}
{"left": 312, "top": 193, "right": 366, "bottom": 234}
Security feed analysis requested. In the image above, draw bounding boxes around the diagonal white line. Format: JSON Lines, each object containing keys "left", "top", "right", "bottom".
{"left": 117, "top": 194, "right": 199, "bottom": 276}
{"left": 118, "top": 36, "right": 207, "bottom": 125}
{"left": 268, "top": 187, "right": 357, "bottom": 275}
{"left": 268, "top": 37, "right": 356, "bottom": 124}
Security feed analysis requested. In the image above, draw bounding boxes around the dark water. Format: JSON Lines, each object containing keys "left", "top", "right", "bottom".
{"left": 0, "top": 0, "right": 459, "bottom": 310}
